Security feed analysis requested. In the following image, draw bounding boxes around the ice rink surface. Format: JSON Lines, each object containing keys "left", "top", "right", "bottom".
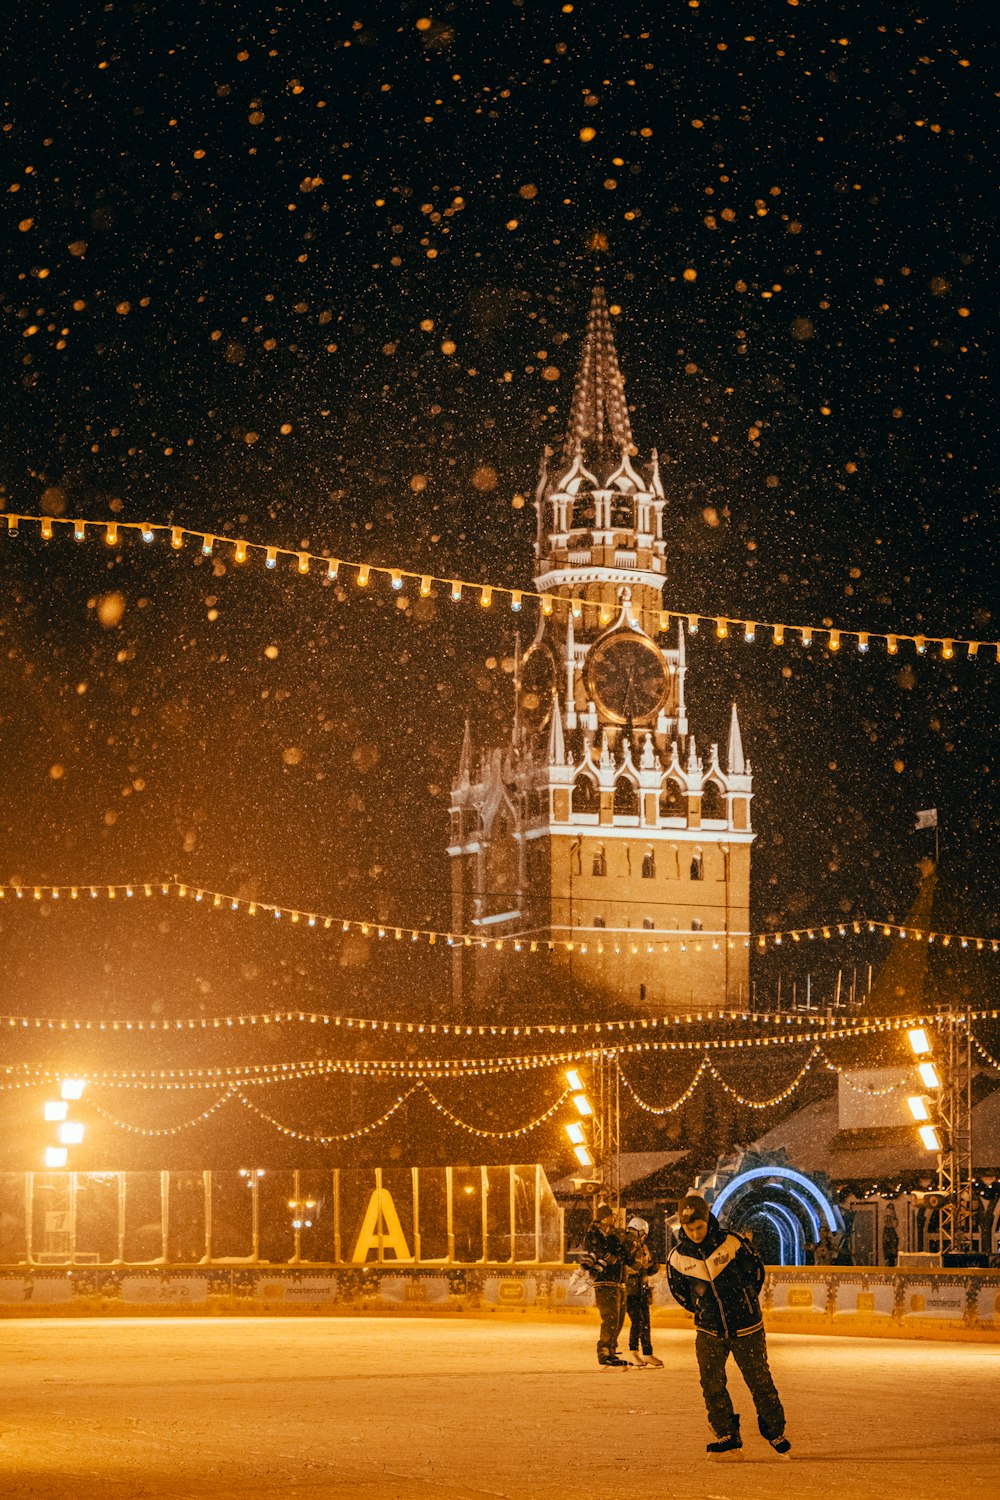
{"left": 1, "top": 1316, "right": 997, "bottom": 1499}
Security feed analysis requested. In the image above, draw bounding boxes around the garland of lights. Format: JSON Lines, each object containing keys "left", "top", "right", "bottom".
{"left": 707, "top": 1046, "right": 822, "bottom": 1109}
{"left": 419, "top": 1085, "right": 571, "bottom": 1140}
{"left": 89, "top": 1090, "right": 237, "bottom": 1137}
{"left": 2, "top": 512, "right": 996, "bottom": 664}
{"left": 969, "top": 1034, "right": 1000, "bottom": 1073}
{"left": 1, "top": 879, "right": 997, "bottom": 964}
{"left": 0, "top": 1015, "right": 940, "bottom": 1093}
{"left": 87, "top": 1082, "right": 573, "bottom": 1144}
{"left": 619, "top": 1058, "right": 709, "bottom": 1115}
{"left": 817, "top": 1050, "right": 907, "bottom": 1095}
{"left": 234, "top": 1087, "right": 418, "bottom": 1144}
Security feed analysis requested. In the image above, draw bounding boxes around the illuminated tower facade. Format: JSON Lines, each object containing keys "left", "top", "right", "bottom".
{"left": 448, "top": 287, "right": 754, "bottom": 1016}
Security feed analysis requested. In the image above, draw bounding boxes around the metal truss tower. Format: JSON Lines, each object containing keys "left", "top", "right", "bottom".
{"left": 937, "top": 1011, "right": 975, "bottom": 1255}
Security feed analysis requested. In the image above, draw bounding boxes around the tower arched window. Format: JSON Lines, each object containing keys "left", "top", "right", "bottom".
{"left": 642, "top": 917, "right": 654, "bottom": 930}
{"left": 592, "top": 847, "right": 607, "bottom": 877}
{"left": 641, "top": 850, "right": 655, "bottom": 879}
{"left": 659, "top": 778, "right": 685, "bottom": 818}
{"left": 610, "top": 494, "right": 634, "bottom": 531}
{"left": 701, "top": 779, "right": 726, "bottom": 821}
{"left": 572, "top": 773, "right": 600, "bottom": 817}
{"left": 613, "top": 776, "right": 638, "bottom": 818}
{"left": 690, "top": 852, "right": 704, "bottom": 881}
{"left": 570, "top": 494, "right": 597, "bottom": 534}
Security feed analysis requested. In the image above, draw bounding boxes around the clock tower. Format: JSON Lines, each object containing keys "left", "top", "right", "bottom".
{"left": 448, "top": 286, "right": 754, "bottom": 1017}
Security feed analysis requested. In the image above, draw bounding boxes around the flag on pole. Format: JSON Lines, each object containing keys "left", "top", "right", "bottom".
{"left": 914, "top": 808, "right": 938, "bottom": 830}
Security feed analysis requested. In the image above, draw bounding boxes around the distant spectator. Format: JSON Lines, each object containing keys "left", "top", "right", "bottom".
{"left": 882, "top": 1209, "right": 899, "bottom": 1267}
{"left": 812, "top": 1226, "right": 836, "bottom": 1265}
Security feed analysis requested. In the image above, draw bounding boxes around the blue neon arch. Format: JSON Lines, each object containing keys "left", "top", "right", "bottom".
{"left": 711, "top": 1166, "right": 841, "bottom": 1233}
{"left": 742, "top": 1200, "right": 804, "bottom": 1265}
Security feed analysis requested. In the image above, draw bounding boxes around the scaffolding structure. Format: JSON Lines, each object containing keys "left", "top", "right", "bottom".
{"left": 592, "top": 1049, "right": 622, "bottom": 1210}
{"left": 936, "top": 1010, "right": 976, "bottom": 1255}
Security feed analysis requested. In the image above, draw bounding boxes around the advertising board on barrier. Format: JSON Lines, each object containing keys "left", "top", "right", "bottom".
{"left": 482, "top": 1277, "right": 537, "bottom": 1307}
{"left": 121, "top": 1278, "right": 209, "bottom": 1304}
{"left": 0, "top": 1278, "right": 73, "bottom": 1303}
{"left": 974, "top": 1284, "right": 1000, "bottom": 1329}
{"left": 256, "top": 1276, "right": 338, "bottom": 1302}
{"left": 378, "top": 1276, "right": 451, "bottom": 1305}
{"left": 650, "top": 1277, "right": 683, "bottom": 1310}
{"left": 831, "top": 1279, "right": 896, "bottom": 1322}
{"left": 550, "top": 1273, "right": 593, "bottom": 1307}
{"left": 768, "top": 1278, "right": 829, "bottom": 1315}
{"left": 900, "top": 1281, "right": 967, "bottom": 1324}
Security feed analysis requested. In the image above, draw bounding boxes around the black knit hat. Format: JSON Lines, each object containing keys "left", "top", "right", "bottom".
{"left": 677, "top": 1194, "right": 711, "bottom": 1226}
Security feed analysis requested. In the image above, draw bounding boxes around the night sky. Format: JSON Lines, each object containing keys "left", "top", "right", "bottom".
{"left": 0, "top": 0, "right": 996, "bottom": 1168}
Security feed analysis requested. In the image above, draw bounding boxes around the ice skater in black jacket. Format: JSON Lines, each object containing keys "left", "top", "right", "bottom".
{"left": 667, "top": 1194, "right": 791, "bottom": 1460}
{"left": 581, "top": 1203, "right": 631, "bottom": 1368}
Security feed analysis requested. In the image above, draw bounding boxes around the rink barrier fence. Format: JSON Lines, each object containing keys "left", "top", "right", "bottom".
{"left": 1, "top": 1264, "right": 999, "bottom": 1339}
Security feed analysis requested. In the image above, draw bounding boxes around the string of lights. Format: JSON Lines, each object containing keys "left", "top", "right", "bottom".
{"left": 0, "top": 1014, "right": 933, "bottom": 1094}
{"left": 756, "top": 919, "right": 998, "bottom": 954}
{"left": 420, "top": 1085, "right": 572, "bottom": 1140}
{"left": 619, "top": 1058, "right": 709, "bottom": 1115}
{"left": 2, "top": 511, "right": 996, "bottom": 664}
{"left": 1, "top": 878, "right": 997, "bottom": 970}
{"left": 234, "top": 1087, "right": 418, "bottom": 1144}
{"left": 707, "top": 1047, "right": 821, "bottom": 1109}
{"left": 816, "top": 1050, "right": 906, "bottom": 1095}
{"left": 968, "top": 1034, "right": 1000, "bottom": 1073}
{"left": 88, "top": 1090, "right": 237, "bottom": 1137}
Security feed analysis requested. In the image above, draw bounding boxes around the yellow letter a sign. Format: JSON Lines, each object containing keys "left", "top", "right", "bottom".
{"left": 350, "top": 1187, "right": 413, "bottom": 1262}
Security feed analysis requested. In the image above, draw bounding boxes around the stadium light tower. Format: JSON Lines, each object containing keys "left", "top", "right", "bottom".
{"left": 906, "top": 1018, "right": 974, "bottom": 1256}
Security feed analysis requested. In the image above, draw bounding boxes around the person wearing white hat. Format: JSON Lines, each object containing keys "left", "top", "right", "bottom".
{"left": 625, "top": 1216, "right": 663, "bottom": 1367}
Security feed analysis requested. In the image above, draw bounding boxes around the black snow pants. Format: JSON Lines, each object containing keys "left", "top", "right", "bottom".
{"left": 594, "top": 1283, "right": 625, "bottom": 1359}
{"left": 626, "top": 1286, "right": 652, "bottom": 1355}
{"left": 695, "top": 1328, "right": 785, "bottom": 1440}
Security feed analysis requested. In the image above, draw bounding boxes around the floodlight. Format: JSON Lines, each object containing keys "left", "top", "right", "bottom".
{"left": 907, "top": 1028, "right": 932, "bottom": 1057}
{"left": 564, "top": 1122, "right": 586, "bottom": 1145}
{"left": 573, "top": 1144, "right": 595, "bottom": 1169}
{"left": 564, "top": 1069, "right": 584, "bottom": 1092}
{"left": 44, "top": 1101, "right": 69, "bottom": 1122}
{"left": 572, "top": 1093, "right": 594, "bottom": 1117}
{"left": 918, "top": 1124, "right": 942, "bottom": 1152}
{"left": 907, "top": 1095, "right": 931, "bottom": 1122}
{"left": 60, "top": 1079, "right": 86, "bottom": 1101}
{"left": 44, "top": 1147, "right": 68, "bottom": 1168}
{"left": 918, "top": 1061, "right": 941, "bottom": 1090}
{"left": 58, "top": 1122, "right": 84, "bottom": 1146}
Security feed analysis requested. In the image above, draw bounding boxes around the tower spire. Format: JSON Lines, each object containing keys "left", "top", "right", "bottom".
{"left": 457, "top": 718, "right": 473, "bottom": 785}
{"left": 547, "top": 690, "right": 565, "bottom": 765}
{"left": 563, "top": 285, "right": 633, "bottom": 463}
{"left": 727, "top": 702, "right": 745, "bottom": 775}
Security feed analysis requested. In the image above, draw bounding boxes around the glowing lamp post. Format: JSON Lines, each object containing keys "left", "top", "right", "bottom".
{"left": 43, "top": 1079, "right": 86, "bottom": 1169}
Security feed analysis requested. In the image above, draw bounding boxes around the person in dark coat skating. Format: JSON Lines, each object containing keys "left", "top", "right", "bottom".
{"left": 581, "top": 1203, "right": 630, "bottom": 1368}
{"left": 667, "top": 1194, "right": 791, "bottom": 1460}
{"left": 624, "top": 1216, "right": 663, "bottom": 1366}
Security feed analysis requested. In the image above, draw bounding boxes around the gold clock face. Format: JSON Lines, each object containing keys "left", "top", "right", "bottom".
{"left": 585, "top": 633, "right": 668, "bottom": 723}
{"left": 518, "top": 642, "right": 556, "bottom": 730}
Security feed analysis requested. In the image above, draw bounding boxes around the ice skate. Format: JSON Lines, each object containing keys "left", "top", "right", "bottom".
{"left": 629, "top": 1350, "right": 648, "bottom": 1367}
{"left": 768, "top": 1434, "right": 792, "bottom": 1459}
{"left": 598, "top": 1353, "right": 629, "bottom": 1369}
{"left": 706, "top": 1417, "right": 743, "bottom": 1461}
{"left": 644, "top": 1354, "right": 664, "bottom": 1368}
